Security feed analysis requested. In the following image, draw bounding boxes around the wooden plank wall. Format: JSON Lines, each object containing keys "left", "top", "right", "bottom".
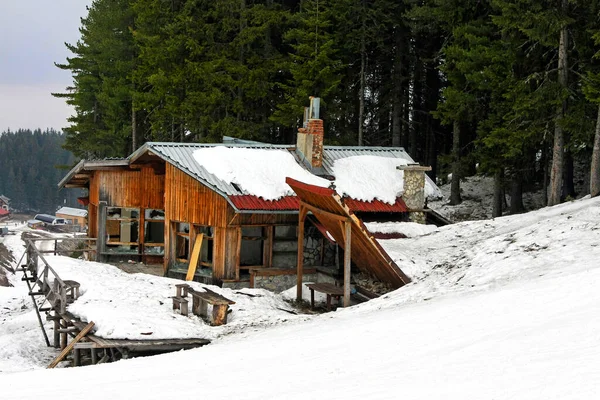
{"left": 88, "top": 204, "right": 98, "bottom": 239}
{"left": 92, "top": 168, "right": 164, "bottom": 209}
{"left": 164, "top": 165, "right": 229, "bottom": 227}
{"left": 164, "top": 165, "right": 231, "bottom": 278}
{"left": 86, "top": 166, "right": 164, "bottom": 244}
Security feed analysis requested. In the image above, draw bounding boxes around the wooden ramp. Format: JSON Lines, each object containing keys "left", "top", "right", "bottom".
{"left": 286, "top": 177, "right": 411, "bottom": 289}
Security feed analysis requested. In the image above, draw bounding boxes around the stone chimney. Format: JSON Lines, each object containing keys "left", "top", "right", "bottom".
{"left": 297, "top": 97, "right": 324, "bottom": 168}
{"left": 397, "top": 164, "right": 432, "bottom": 224}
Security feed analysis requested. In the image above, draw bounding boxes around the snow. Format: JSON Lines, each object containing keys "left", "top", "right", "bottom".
{"left": 193, "top": 147, "right": 328, "bottom": 200}
{"left": 332, "top": 155, "right": 441, "bottom": 203}
{"left": 429, "top": 175, "right": 547, "bottom": 222}
{"left": 55, "top": 207, "right": 87, "bottom": 217}
{"left": 192, "top": 148, "right": 440, "bottom": 204}
{"left": 364, "top": 221, "right": 438, "bottom": 237}
{"left": 42, "top": 256, "right": 301, "bottom": 340}
{"left": 332, "top": 155, "right": 408, "bottom": 203}
{"left": 2, "top": 196, "right": 600, "bottom": 398}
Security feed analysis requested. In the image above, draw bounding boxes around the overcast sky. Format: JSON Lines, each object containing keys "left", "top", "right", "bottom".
{"left": 0, "top": 1, "right": 92, "bottom": 131}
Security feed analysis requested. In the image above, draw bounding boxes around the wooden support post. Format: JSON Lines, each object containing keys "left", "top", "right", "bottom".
{"left": 73, "top": 348, "right": 80, "bottom": 367}
{"left": 60, "top": 320, "right": 68, "bottom": 350}
{"left": 97, "top": 202, "right": 107, "bottom": 263}
{"left": 91, "top": 348, "right": 98, "bottom": 365}
{"left": 192, "top": 296, "right": 208, "bottom": 317}
{"left": 296, "top": 206, "right": 308, "bottom": 301}
{"left": 212, "top": 305, "right": 229, "bottom": 326}
{"left": 53, "top": 316, "right": 60, "bottom": 348}
{"left": 343, "top": 219, "right": 351, "bottom": 307}
{"left": 235, "top": 227, "right": 242, "bottom": 281}
{"left": 263, "top": 226, "right": 273, "bottom": 269}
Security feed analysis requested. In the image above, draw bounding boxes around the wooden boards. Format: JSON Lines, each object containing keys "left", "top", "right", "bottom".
{"left": 286, "top": 177, "right": 412, "bottom": 289}
{"left": 47, "top": 321, "right": 95, "bottom": 369}
{"left": 186, "top": 234, "right": 204, "bottom": 281}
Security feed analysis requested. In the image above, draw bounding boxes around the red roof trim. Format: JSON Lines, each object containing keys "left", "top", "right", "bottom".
{"left": 230, "top": 178, "right": 407, "bottom": 212}
{"left": 229, "top": 194, "right": 407, "bottom": 212}
{"left": 285, "top": 177, "right": 334, "bottom": 196}
{"left": 229, "top": 195, "right": 299, "bottom": 211}
{"left": 344, "top": 197, "right": 408, "bottom": 213}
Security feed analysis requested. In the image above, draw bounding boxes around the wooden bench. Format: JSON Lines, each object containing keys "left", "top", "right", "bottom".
{"left": 63, "top": 280, "right": 81, "bottom": 303}
{"left": 171, "top": 284, "right": 235, "bottom": 326}
{"left": 172, "top": 296, "right": 189, "bottom": 316}
{"left": 305, "top": 283, "right": 344, "bottom": 311}
{"left": 189, "top": 288, "right": 235, "bottom": 326}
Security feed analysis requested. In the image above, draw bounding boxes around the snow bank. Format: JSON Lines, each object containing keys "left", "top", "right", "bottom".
{"left": 193, "top": 147, "right": 328, "bottom": 200}
{"left": 44, "top": 256, "right": 303, "bottom": 341}
{"left": 364, "top": 221, "right": 438, "bottom": 237}
{"left": 4, "top": 198, "right": 600, "bottom": 399}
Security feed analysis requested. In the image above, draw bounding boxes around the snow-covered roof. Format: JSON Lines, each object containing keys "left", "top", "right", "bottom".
{"left": 56, "top": 206, "right": 88, "bottom": 217}
{"left": 128, "top": 142, "right": 442, "bottom": 205}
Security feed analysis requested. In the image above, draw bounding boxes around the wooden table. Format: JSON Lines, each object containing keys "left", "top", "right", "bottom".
{"left": 305, "top": 283, "right": 345, "bottom": 310}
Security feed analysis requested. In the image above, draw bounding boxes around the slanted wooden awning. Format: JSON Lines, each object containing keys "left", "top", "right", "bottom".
{"left": 286, "top": 178, "right": 411, "bottom": 306}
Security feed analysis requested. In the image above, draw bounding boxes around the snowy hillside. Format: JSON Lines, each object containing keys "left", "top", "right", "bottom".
{"left": 1, "top": 196, "right": 600, "bottom": 399}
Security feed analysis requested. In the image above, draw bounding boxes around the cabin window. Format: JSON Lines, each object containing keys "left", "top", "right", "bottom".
{"left": 105, "top": 207, "right": 139, "bottom": 254}
{"left": 175, "top": 222, "right": 190, "bottom": 262}
{"left": 144, "top": 209, "right": 165, "bottom": 255}
{"left": 240, "top": 226, "right": 264, "bottom": 269}
{"left": 193, "top": 225, "right": 214, "bottom": 273}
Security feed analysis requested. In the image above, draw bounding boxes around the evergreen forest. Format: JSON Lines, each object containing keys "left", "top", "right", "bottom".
{"left": 0, "top": 129, "right": 82, "bottom": 213}
{"left": 55, "top": 0, "right": 600, "bottom": 215}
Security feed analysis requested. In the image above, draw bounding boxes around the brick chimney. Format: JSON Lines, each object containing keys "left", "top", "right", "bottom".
{"left": 297, "top": 97, "right": 324, "bottom": 168}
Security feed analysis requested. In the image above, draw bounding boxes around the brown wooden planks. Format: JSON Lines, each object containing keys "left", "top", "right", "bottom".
{"left": 47, "top": 321, "right": 95, "bottom": 369}
{"left": 287, "top": 178, "right": 411, "bottom": 289}
{"left": 186, "top": 234, "right": 204, "bottom": 281}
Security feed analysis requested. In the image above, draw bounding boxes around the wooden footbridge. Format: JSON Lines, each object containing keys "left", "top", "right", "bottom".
{"left": 17, "top": 237, "right": 209, "bottom": 368}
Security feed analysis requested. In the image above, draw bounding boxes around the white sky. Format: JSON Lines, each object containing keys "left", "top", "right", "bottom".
{"left": 0, "top": 1, "right": 92, "bottom": 131}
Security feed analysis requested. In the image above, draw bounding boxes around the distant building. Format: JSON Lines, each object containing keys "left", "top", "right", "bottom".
{"left": 0, "top": 195, "right": 10, "bottom": 212}
{"left": 56, "top": 206, "right": 88, "bottom": 229}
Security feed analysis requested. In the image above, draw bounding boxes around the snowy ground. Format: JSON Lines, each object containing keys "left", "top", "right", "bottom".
{"left": 429, "top": 175, "right": 547, "bottom": 221}
{"left": 1, "top": 196, "right": 600, "bottom": 398}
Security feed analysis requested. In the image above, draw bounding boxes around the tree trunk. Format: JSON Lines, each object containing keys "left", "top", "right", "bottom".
{"left": 450, "top": 120, "right": 462, "bottom": 205}
{"left": 357, "top": 1, "right": 366, "bottom": 146}
{"left": 493, "top": 169, "right": 504, "bottom": 218}
{"left": 391, "top": 28, "right": 406, "bottom": 148}
{"left": 131, "top": 100, "right": 137, "bottom": 151}
{"left": 548, "top": 1, "right": 568, "bottom": 206}
{"left": 410, "top": 57, "right": 422, "bottom": 159}
{"left": 590, "top": 105, "right": 600, "bottom": 197}
{"left": 563, "top": 149, "right": 575, "bottom": 199}
{"left": 509, "top": 175, "right": 524, "bottom": 214}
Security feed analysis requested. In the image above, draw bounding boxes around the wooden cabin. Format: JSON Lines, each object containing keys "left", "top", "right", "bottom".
{"left": 58, "top": 108, "right": 441, "bottom": 292}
